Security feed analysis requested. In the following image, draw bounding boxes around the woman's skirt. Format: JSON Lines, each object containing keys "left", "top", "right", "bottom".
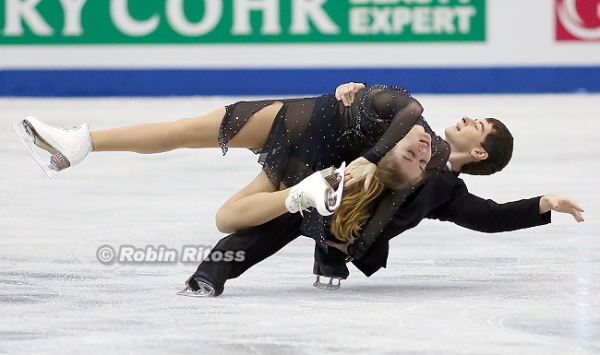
{"left": 219, "top": 94, "right": 358, "bottom": 189}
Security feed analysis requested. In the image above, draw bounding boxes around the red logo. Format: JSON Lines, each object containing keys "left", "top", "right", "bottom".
{"left": 556, "top": 0, "right": 600, "bottom": 41}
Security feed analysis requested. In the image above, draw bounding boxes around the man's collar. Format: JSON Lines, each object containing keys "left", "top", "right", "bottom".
{"left": 444, "top": 161, "right": 461, "bottom": 176}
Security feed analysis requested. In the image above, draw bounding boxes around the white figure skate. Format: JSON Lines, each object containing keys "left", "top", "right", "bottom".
{"left": 13, "top": 116, "right": 93, "bottom": 178}
{"left": 285, "top": 162, "right": 346, "bottom": 216}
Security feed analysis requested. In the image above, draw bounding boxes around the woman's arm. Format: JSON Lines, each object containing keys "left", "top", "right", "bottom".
{"left": 360, "top": 87, "right": 424, "bottom": 165}
{"left": 335, "top": 82, "right": 366, "bottom": 107}
{"left": 344, "top": 86, "right": 425, "bottom": 189}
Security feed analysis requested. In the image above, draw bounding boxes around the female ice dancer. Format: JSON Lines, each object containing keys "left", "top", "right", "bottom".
{"left": 14, "top": 84, "right": 448, "bottom": 248}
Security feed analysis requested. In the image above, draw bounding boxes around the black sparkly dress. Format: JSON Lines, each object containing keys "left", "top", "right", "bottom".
{"left": 218, "top": 84, "right": 449, "bottom": 249}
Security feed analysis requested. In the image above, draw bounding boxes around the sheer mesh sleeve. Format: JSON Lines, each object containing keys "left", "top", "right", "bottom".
{"left": 359, "top": 86, "right": 424, "bottom": 164}
{"left": 347, "top": 136, "right": 451, "bottom": 260}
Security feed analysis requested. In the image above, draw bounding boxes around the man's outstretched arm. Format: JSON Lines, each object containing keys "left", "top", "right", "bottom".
{"left": 432, "top": 190, "right": 584, "bottom": 233}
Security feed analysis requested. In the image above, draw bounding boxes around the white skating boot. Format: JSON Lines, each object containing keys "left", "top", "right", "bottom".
{"left": 13, "top": 116, "right": 93, "bottom": 178}
{"left": 285, "top": 162, "right": 346, "bottom": 216}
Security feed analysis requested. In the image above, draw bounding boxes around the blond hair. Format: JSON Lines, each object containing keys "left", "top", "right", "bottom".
{"left": 330, "top": 152, "right": 408, "bottom": 242}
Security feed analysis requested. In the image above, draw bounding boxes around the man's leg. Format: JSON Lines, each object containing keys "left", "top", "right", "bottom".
{"left": 314, "top": 245, "right": 349, "bottom": 278}
{"left": 310, "top": 233, "right": 391, "bottom": 291}
{"left": 184, "top": 213, "right": 304, "bottom": 297}
{"left": 312, "top": 243, "right": 350, "bottom": 290}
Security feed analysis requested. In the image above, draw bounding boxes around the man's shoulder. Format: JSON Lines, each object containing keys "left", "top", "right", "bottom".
{"left": 428, "top": 169, "right": 463, "bottom": 184}
{"left": 419, "top": 170, "right": 467, "bottom": 196}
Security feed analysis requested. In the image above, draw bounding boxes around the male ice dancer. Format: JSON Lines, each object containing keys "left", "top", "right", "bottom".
{"left": 182, "top": 83, "right": 584, "bottom": 297}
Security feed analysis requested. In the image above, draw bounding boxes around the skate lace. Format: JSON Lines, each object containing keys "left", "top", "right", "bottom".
{"left": 289, "top": 189, "right": 316, "bottom": 215}
{"left": 60, "top": 125, "right": 80, "bottom": 131}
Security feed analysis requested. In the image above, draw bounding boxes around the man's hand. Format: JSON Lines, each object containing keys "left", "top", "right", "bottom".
{"left": 335, "top": 82, "right": 366, "bottom": 107}
{"left": 325, "top": 239, "right": 355, "bottom": 263}
{"left": 539, "top": 195, "right": 585, "bottom": 222}
{"left": 345, "top": 157, "right": 377, "bottom": 190}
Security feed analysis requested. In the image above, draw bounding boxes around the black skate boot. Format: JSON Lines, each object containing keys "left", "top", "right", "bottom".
{"left": 312, "top": 260, "right": 349, "bottom": 291}
{"left": 312, "top": 244, "right": 350, "bottom": 291}
{"left": 177, "top": 257, "right": 231, "bottom": 297}
{"left": 177, "top": 275, "right": 223, "bottom": 298}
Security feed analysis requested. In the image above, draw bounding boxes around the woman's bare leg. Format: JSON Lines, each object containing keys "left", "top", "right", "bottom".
{"left": 90, "top": 102, "right": 284, "bottom": 153}
{"left": 215, "top": 170, "right": 290, "bottom": 233}
{"left": 89, "top": 101, "right": 289, "bottom": 232}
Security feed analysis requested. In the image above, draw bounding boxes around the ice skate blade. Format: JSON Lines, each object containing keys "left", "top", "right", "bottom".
{"left": 176, "top": 284, "right": 216, "bottom": 298}
{"left": 325, "top": 161, "right": 345, "bottom": 213}
{"left": 313, "top": 276, "right": 341, "bottom": 291}
{"left": 13, "top": 121, "right": 56, "bottom": 178}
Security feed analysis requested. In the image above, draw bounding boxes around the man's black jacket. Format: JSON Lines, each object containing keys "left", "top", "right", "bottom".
{"left": 346, "top": 170, "right": 550, "bottom": 276}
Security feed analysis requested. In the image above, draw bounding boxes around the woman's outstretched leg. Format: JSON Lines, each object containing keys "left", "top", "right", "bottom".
{"left": 16, "top": 102, "right": 283, "bottom": 175}
{"left": 91, "top": 108, "right": 227, "bottom": 153}
{"left": 92, "top": 102, "right": 284, "bottom": 153}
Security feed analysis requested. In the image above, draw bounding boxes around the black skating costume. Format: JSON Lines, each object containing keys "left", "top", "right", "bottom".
{"left": 219, "top": 85, "right": 450, "bottom": 248}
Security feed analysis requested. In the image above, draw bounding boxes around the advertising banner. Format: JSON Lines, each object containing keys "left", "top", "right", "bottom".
{"left": 0, "top": 0, "right": 599, "bottom": 96}
{"left": 555, "top": 0, "right": 600, "bottom": 41}
{"left": 0, "top": 0, "right": 485, "bottom": 44}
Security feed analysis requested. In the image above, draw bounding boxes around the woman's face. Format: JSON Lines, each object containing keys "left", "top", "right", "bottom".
{"left": 391, "top": 125, "right": 432, "bottom": 181}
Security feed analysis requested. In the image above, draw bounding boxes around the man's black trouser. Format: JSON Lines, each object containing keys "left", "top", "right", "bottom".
{"left": 191, "top": 213, "right": 391, "bottom": 292}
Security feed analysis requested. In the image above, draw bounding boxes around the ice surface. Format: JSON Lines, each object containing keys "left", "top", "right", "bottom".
{"left": 1, "top": 94, "right": 599, "bottom": 354}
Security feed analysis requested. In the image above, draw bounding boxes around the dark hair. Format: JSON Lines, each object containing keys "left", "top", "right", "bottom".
{"left": 460, "top": 118, "right": 513, "bottom": 175}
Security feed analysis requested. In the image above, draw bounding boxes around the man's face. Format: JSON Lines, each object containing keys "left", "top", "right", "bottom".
{"left": 444, "top": 116, "right": 492, "bottom": 153}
